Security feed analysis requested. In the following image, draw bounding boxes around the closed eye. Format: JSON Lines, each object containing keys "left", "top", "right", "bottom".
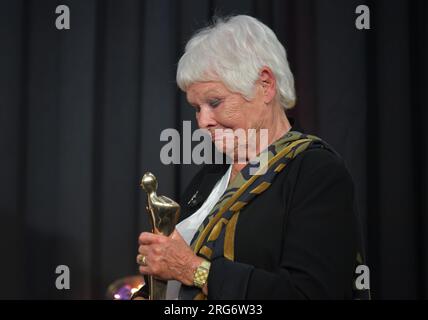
{"left": 208, "top": 99, "right": 222, "bottom": 108}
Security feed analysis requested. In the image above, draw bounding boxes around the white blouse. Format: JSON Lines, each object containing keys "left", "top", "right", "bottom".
{"left": 165, "top": 165, "right": 232, "bottom": 300}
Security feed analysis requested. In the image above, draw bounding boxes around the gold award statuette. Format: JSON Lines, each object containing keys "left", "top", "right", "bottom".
{"left": 137, "top": 172, "right": 180, "bottom": 300}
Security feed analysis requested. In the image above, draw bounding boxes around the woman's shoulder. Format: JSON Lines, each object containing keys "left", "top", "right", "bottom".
{"left": 284, "top": 145, "right": 354, "bottom": 188}
{"left": 295, "top": 145, "right": 345, "bottom": 168}
{"left": 287, "top": 125, "right": 350, "bottom": 179}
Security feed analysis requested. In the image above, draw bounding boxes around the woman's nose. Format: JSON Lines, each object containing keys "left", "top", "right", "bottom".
{"left": 196, "top": 105, "right": 217, "bottom": 129}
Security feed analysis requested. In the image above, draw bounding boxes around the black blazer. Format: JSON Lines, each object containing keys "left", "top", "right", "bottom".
{"left": 178, "top": 128, "right": 365, "bottom": 299}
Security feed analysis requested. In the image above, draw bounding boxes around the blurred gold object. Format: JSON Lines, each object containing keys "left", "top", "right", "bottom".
{"left": 132, "top": 172, "right": 180, "bottom": 300}
{"left": 107, "top": 172, "right": 180, "bottom": 300}
{"left": 106, "top": 275, "right": 144, "bottom": 300}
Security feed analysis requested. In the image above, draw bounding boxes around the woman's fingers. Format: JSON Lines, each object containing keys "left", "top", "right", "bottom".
{"left": 137, "top": 229, "right": 195, "bottom": 282}
{"left": 139, "top": 265, "right": 150, "bottom": 275}
{"left": 138, "top": 245, "right": 148, "bottom": 255}
{"left": 139, "top": 231, "right": 166, "bottom": 245}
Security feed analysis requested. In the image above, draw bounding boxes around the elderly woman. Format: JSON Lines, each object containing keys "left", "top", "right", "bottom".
{"left": 136, "top": 15, "right": 368, "bottom": 300}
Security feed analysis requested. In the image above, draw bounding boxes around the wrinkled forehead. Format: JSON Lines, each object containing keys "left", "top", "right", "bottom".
{"left": 185, "top": 81, "right": 229, "bottom": 104}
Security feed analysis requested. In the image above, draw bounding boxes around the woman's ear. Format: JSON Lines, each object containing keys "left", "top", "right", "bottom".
{"left": 259, "top": 67, "right": 277, "bottom": 104}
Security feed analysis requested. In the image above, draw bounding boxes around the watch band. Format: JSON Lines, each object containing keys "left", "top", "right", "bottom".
{"left": 193, "top": 260, "right": 211, "bottom": 288}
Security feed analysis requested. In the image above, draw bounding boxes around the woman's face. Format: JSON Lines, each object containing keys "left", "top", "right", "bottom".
{"left": 186, "top": 81, "right": 267, "bottom": 160}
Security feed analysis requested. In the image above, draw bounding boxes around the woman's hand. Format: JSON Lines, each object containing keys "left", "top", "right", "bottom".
{"left": 137, "top": 229, "right": 204, "bottom": 286}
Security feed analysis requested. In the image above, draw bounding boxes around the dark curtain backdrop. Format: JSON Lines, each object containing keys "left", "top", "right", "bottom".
{"left": 0, "top": 0, "right": 427, "bottom": 299}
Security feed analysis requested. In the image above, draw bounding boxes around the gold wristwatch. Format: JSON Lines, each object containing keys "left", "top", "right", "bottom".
{"left": 193, "top": 260, "right": 211, "bottom": 288}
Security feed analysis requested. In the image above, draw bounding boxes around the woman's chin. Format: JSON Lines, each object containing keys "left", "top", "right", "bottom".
{"left": 214, "top": 146, "right": 248, "bottom": 165}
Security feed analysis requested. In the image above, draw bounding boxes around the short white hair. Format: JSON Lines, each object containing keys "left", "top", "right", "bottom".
{"left": 176, "top": 15, "right": 296, "bottom": 109}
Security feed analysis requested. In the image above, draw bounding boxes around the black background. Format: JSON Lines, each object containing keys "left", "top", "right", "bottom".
{"left": 0, "top": 0, "right": 426, "bottom": 299}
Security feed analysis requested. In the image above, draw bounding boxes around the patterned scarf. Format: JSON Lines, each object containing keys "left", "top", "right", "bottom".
{"left": 179, "top": 131, "right": 338, "bottom": 299}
